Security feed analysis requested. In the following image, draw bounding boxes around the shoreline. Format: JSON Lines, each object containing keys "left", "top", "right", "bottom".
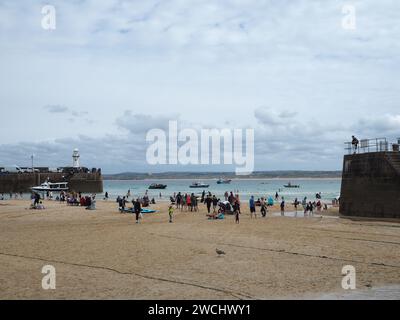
{"left": 103, "top": 177, "right": 342, "bottom": 181}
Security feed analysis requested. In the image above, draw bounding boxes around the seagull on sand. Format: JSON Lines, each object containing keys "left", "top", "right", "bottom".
{"left": 216, "top": 248, "right": 226, "bottom": 256}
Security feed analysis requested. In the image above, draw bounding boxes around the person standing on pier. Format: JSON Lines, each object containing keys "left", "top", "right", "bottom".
{"left": 352, "top": 135, "right": 359, "bottom": 154}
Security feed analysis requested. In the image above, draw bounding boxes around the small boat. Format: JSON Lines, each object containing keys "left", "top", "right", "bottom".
{"left": 148, "top": 183, "right": 167, "bottom": 189}
{"left": 217, "top": 178, "right": 232, "bottom": 184}
{"left": 31, "top": 181, "right": 69, "bottom": 192}
{"left": 283, "top": 182, "right": 300, "bottom": 188}
{"left": 189, "top": 182, "right": 210, "bottom": 188}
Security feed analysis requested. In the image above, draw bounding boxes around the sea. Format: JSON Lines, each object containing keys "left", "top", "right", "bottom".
{"left": 103, "top": 178, "right": 341, "bottom": 202}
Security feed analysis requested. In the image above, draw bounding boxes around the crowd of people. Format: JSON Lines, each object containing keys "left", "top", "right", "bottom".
{"left": 0, "top": 192, "right": 23, "bottom": 200}
{"left": 3, "top": 184, "right": 336, "bottom": 224}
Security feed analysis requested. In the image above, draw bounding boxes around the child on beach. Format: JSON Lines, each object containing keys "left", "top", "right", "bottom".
{"left": 280, "top": 199, "right": 285, "bottom": 216}
{"left": 168, "top": 205, "right": 174, "bottom": 223}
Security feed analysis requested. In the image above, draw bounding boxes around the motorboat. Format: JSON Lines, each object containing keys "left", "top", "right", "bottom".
{"left": 148, "top": 183, "right": 167, "bottom": 189}
{"left": 216, "top": 178, "right": 232, "bottom": 184}
{"left": 31, "top": 181, "right": 69, "bottom": 192}
{"left": 189, "top": 182, "right": 210, "bottom": 188}
{"left": 283, "top": 182, "right": 300, "bottom": 188}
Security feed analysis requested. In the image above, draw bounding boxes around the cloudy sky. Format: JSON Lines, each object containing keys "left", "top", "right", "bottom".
{"left": 0, "top": 0, "right": 399, "bottom": 173}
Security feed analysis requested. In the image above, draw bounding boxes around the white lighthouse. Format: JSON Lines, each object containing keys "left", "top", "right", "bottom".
{"left": 72, "top": 149, "right": 80, "bottom": 168}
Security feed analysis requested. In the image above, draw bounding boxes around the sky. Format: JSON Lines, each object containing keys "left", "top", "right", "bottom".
{"left": 0, "top": 0, "right": 399, "bottom": 173}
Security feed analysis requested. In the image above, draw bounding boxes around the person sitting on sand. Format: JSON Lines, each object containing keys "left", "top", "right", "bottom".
{"left": 36, "top": 201, "right": 45, "bottom": 210}
{"left": 85, "top": 195, "right": 96, "bottom": 210}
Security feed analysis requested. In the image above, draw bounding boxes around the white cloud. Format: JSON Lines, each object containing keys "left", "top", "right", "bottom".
{"left": 1, "top": 1, "right": 399, "bottom": 171}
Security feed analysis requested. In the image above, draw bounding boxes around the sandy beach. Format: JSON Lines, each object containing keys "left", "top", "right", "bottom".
{"left": 0, "top": 199, "right": 399, "bottom": 299}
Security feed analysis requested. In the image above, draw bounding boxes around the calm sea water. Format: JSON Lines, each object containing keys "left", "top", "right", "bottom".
{"left": 103, "top": 179, "right": 341, "bottom": 202}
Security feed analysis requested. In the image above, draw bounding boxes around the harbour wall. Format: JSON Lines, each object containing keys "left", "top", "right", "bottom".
{"left": 339, "top": 152, "right": 400, "bottom": 219}
{"left": 0, "top": 172, "right": 103, "bottom": 193}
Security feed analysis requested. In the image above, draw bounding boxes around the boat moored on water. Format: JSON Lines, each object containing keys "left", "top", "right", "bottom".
{"left": 189, "top": 182, "right": 210, "bottom": 188}
{"left": 31, "top": 181, "right": 69, "bottom": 192}
{"left": 283, "top": 182, "right": 300, "bottom": 188}
{"left": 216, "top": 178, "right": 232, "bottom": 184}
{"left": 148, "top": 183, "right": 167, "bottom": 189}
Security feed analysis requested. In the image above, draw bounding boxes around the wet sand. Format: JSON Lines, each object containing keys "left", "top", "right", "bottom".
{"left": 0, "top": 199, "right": 399, "bottom": 299}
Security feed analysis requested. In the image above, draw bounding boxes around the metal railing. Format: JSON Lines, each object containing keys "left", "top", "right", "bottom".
{"left": 345, "top": 137, "right": 390, "bottom": 154}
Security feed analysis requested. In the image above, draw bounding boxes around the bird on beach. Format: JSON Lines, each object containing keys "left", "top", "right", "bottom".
{"left": 216, "top": 248, "right": 226, "bottom": 256}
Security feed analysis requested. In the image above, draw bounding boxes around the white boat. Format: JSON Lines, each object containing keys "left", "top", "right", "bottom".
{"left": 189, "top": 182, "right": 210, "bottom": 188}
{"left": 31, "top": 181, "right": 69, "bottom": 192}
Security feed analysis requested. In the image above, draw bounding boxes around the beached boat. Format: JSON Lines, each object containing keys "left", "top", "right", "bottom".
{"left": 31, "top": 181, "right": 69, "bottom": 192}
{"left": 148, "top": 183, "right": 167, "bottom": 189}
{"left": 283, "top": 182, "right": 300, "bottom": 188}
{"left": 189, "top": 182, "right": 210, "bottom": 188}
{"left": 216, "top": 178, "right": 232, "bottom": 184}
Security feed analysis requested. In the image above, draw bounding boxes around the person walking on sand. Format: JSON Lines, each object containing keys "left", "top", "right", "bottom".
{"left": 260, "top": 197, "right": 267, "bottom": 217}
{"left": 182, "top": 193, "right": 187, "bottom": 211}
{"left": 193, "top": 194, "right": 198, "bottom": 212}
{"left": 168, "top": 205, "right": 174, "bottom": 223}
{"left": 249, "top": 195, "right": 256, "bottom": 218}
{"left": 309, "top": 201, "right": 314, "bottom": 216}
{"left": 205, "top": 195, "right": 212, "bottom": 214}
{"left": 234, "top": 201, "right": 240, "bottom": 224}
{"left": 302, "top": 197, "right": 307, "bottom": 213}
{"left": 134, "top": 198, "right": 141, "bottom": 223}
{"left": 176, "top": 192, "right": 181, "bottom": 209}
{"left": 212, "top": 195, "right": 218, "bottom": 213}
{"left": 186, "top": 194, "right": 191, "bottom": 212}
{"left": 235, "top": 193, "right": 241, "bottom": 213}
{"left": 280, "top": 198, "right": 285, "bottom": 216}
